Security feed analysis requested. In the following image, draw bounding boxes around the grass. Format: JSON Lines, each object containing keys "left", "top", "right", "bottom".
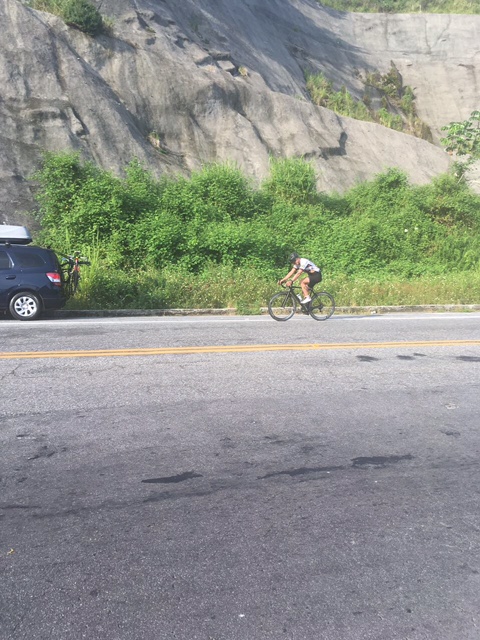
{"left": 65, "top": 267, "right": 480, "bottom": 311}
{"left": 305, "top": 69, "right": 432, "bottom": 140}
{"left": 27, "top": 0, "right": 105, "bottom": 36}
{"left": 329, "top": 272, "right": 480, "bottom": 306}
{"left": 316, "top": 0, "right": 480, "bottom": 14}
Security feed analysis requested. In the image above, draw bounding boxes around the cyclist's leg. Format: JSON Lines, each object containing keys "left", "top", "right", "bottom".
{"left": 304, "top": 271, "right": 321, "bottom": 300}
{"left": 300, "top": 276, "right": 311, "bottom": 300}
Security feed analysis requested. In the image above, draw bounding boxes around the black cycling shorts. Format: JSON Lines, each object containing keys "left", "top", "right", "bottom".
{"left": 305, "top": 270, "right": 322, "bottom": 289}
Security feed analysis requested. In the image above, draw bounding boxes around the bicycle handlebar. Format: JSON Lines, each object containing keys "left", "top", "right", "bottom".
{"left": 60, "top": 254, "right": 90, "bottom": 265}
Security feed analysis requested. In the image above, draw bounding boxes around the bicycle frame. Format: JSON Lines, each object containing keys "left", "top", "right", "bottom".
{"left": 282, "top": 283, "right": 313, "bottom": 305}
{"left": 60, "top": 251, "right": 90, "bottom": 298}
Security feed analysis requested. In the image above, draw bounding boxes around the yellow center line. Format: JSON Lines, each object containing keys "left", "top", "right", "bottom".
{"left": 0, "top": 340, "right": 479, "bottom": 360}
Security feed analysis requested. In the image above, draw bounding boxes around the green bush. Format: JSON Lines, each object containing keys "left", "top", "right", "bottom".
{"left": 62, "top": 0, "right": 103, "bottom": 35}
{"left": 261, "top": 157, "right": 317, "bottom": 205}
{"left": 31, "top": 153, "right": 480, "bottom": 309}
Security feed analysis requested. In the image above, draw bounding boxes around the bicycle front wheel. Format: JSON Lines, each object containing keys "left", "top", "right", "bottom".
{"left": 309, "top": 292, "right": 335, "bottom": 321}
{"left": 268, "top": 291, "right": 297, "bottom": 321}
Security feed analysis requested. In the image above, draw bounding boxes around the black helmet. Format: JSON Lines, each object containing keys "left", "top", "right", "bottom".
{"left": 288, "top": 252, "right": 299, "bottom": 263}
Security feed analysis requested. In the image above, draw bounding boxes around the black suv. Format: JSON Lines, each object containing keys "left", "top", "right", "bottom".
{"left": 0, "top": 227, "right": 66, "bottom": 320}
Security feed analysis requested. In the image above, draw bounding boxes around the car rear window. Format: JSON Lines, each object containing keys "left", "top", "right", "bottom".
{"left": 0, "top": 250, "right": 11, "bottom": 269}
{"left": 11, "top": 250, "right": 46, "bottom": 268}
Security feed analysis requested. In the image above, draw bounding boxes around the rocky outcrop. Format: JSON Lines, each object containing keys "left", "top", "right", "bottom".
{"left": 1, "top": 0, "right": 479, "bottom": 222}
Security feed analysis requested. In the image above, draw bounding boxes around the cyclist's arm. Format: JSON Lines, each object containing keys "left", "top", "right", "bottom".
{"left": 288, "top": 269, "right": 304, "bottom": 285}
{"left": 290, "top": 269, "right": 304, "bottom": 282}
{"left": 279, "top": 267, "right": 296, "bottom": 284}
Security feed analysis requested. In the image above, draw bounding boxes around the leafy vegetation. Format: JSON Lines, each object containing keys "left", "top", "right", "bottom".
{"left": 439, "top": 110, "right": 480, "bottom": 181}
{"left": 316, "top": 0, "right": 480, "bottom": 14}
{"left": 305, "top": 64, "right": 431, "bottom": 140}
{"left": 27, "top": 0, "right": 104, "bottom": 36}
{"left": 305, "top": 72, "right": 373, "bottom": 122}
{"left": 32, "top": 153, "right": 480, "bottom": 310}
{"left": 441, "top": 111, "right": 480, "bottom": 158}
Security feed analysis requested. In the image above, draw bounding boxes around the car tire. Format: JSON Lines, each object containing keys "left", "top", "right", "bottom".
{"left": 9, "top": 291, "right": 42, "bottom": 321}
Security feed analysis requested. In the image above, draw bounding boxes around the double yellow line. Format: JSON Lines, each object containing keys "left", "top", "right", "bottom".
{"left": 1, "top": 340, "right": 479, "bottom": 360}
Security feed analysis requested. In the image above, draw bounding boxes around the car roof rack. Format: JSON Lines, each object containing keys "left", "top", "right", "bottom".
{"left": 0, "top": 225, "right": 32, "bottom": 245}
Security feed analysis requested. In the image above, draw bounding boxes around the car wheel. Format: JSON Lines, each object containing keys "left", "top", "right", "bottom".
{"left": 9, "top": 292, "right": 42, "bottom": 321}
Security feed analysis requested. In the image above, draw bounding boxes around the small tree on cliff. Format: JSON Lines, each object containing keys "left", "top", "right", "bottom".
{"left": 441, "top": 110, "right": 480, "bottom": 178}
{"left": 63, "top": 0, "right": 103, "bottom": 36}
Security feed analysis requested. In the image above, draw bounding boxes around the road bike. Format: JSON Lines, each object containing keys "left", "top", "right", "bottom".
{"left": 268, "top": 283, "right": 335, "bottom": 322}
{"left": 60, "top": 251, "right": 91, "bottom": 298}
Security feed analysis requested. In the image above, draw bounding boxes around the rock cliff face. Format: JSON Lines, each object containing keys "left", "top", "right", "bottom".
{"left": 1, "top": 0, "right": 479, "bottom": 222}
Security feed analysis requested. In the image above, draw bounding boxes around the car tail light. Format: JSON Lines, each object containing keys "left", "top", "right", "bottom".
{"left": 46, "top": 272, "right": 62, "bottom": 286}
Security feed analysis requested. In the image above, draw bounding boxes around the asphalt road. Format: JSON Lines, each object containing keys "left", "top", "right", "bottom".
{"left": 1, "top": 312, "right": 480, "bottom": 640}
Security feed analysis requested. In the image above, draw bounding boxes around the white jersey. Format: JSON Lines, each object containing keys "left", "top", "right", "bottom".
{"left": 294, "top": 258, "right": 320, "bottom": 273}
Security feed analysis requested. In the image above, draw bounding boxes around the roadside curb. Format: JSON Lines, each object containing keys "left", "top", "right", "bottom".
{"left": 54, "top": 304, "right": 480, "bottom": 318}
{"left": 54, "top": 308, "right": 238, "bottom": 318}
{"left": 335, "top": 304, "right": 480, "bottom": 314}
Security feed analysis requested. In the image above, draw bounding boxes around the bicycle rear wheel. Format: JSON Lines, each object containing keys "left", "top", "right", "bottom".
{"left": 268, "top": 291, "right": 297, "bottom": 321}
{"left": 70, "top": 269, "right": 80, "bottom": 296}
{"left": 63, "top": 273, "right": 73, "bottom": 298}
{"left": 309, "top": 292, "right": 335, "bottom": 321}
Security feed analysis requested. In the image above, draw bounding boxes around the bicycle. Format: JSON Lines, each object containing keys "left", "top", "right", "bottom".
{"left": 60, "top": 251, "right": 91, "bottom": 298}
{"left": 268, "top": 283, "right": 335, "bottom": 322}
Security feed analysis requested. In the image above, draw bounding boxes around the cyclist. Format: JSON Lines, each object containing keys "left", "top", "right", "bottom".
{"left": 278, "top": 252, "right": 322, "bottom": 304}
